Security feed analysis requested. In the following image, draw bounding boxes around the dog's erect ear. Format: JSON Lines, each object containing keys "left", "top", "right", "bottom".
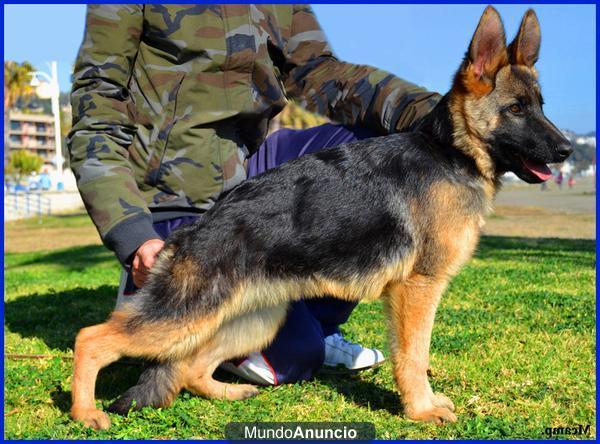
{"left": 508, "top": 9, "right": 541, "bottom": 66}
{"left": 461, "top": 6, "right": 508, "bottom": 95}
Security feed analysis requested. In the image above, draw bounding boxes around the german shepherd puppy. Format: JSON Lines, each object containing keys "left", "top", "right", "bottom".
{"left": 71, "top": 6, "right": 571, "bottom": 429}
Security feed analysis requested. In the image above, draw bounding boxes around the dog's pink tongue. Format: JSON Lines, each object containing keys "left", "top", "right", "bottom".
{"left": 522, "top": 158, "right": 552, "bottom": 181}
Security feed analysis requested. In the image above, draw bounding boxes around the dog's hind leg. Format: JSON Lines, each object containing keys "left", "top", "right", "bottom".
{"left": 107, "top": 301, "right": 288, "bottom": 413}
{"left": 183, "top": 303, "right": 289, "bottom": 401}
{"left": 106, "top": 361, "right": 184, "bottom": 415}
{"left": 185, "top": 358, "right": 260, "bottom": 401}
{"left": 71, "top": 318, "right": 125, "bottom": 430}
{"left": 385, "top": 275, "right": 457, "bottom": 424}
{"left": 107, "top": 350, "right": 256, "bottom": 415}
{"left": 71, "top": 310, "right": 193, "bottom": 429}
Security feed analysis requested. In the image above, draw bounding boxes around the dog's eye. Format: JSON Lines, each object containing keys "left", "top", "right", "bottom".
{"left": 509, "top": 103, "right": 523, "bottom": 114}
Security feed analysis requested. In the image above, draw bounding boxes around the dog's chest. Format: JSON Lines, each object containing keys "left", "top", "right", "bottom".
{"left": 409, "top": 179, "right": 486, "bottom": 277}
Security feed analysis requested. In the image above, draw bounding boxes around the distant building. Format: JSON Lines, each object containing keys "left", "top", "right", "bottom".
{"left": 7, "top": 111, "right": 56, "bottom": 165}
{"left": 576, "top": 136, "right": 596, "bottom": 148}
{"left": 562, "top": 129, "right": 596, "bottom": 148}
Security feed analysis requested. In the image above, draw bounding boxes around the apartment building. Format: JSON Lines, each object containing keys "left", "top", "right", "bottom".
{"left": 7, "top": 111, "right": 56, "bottom": 163}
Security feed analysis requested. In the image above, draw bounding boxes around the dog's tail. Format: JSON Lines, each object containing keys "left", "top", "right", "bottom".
{"left": 107, "top": 362, "right": 179, "bottom": 415}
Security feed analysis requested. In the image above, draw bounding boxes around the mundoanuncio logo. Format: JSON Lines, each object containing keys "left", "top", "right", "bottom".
{"left": 224, "top": 422, "right": 375, "bottom": 440}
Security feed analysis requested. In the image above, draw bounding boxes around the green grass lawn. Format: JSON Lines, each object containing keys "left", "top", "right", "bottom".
{"left": 3, "top": 236, "right": 596, "bottom": 439}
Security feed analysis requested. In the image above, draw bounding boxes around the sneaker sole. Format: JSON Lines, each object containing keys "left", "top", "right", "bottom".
{"left": 318, "top": 359, "right": 385, "bottom": 375}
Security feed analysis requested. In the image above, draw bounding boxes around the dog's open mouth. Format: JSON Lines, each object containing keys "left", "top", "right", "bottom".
{"left": 520, "top": 156, "right": 552, "bottom": 181}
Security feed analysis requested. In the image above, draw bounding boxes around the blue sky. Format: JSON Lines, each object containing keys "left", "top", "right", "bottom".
{"left": 4, "top": 4, "right": 596, "bottom": 133}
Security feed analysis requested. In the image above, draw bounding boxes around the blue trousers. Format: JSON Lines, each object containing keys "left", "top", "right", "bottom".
{"left": 122, "top": 123, "right": 377, "bottom": 384}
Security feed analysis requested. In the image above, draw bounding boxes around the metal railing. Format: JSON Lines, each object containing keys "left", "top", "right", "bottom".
{"left": 5, "top": 191, "right": 52, "bottom": 219}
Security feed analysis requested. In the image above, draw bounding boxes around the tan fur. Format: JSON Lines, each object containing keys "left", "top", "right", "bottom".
{"left": 462, "top": 68, "right": 494, "bottom": 97}
{"left": 171, "top": 256, "right": 202, "bottom": 296}
{"left": 181, "top": 304, "right": 289, "bottom": 399}
{"left": 462, "top": 46, "right": 508, "bottom": 98}
{"left": 384, "top": 275, "right": 456, "bottom": 423}
{"left": 448, "top": 92, "right": 497, "bottom": 189}
{"left": 423, "top": 181, "right": 482, "bottom": 276}
{"left": 71, "top": 320, "right": 126, "bottom": 430}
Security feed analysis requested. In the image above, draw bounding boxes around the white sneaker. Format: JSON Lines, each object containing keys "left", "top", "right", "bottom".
{"left": 219, "top": 352, "right": 277, "bottom": 385}
{"left": 323, "top": 333, "right": 385, "bottom": 371}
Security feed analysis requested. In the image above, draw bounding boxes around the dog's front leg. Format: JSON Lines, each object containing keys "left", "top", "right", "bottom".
{"left": 386, "top": 274, "right": 456, "bottom": 424}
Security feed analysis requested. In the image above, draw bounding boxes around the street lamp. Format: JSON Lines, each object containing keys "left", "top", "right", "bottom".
{"left": 30, "top": 61, "right": 63, "bottom": 184}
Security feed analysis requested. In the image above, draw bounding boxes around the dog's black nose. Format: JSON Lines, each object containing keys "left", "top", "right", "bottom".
{"left": 556, "top": 142, "right": 573, "bottom": 160}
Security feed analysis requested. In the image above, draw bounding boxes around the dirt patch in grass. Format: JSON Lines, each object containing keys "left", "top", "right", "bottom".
{"left": 483, "top": 205, "right": 595, "bottom": 240}
{"left": 486, "top": 177, "right": 595, "bottom": 239}
{"left": 4, "top": 213, "right": 102, "bottom": 253}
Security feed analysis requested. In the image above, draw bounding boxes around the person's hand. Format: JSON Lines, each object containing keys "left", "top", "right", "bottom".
{"left": 132, "top": 239, "right": 164, "bottom": 288}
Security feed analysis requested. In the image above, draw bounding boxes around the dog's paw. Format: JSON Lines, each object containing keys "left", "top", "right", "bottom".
{"left": 225, "top": 383, "right": 260, "bottom": 401}
{"left": 406, "top": 406, "right": 457, "bottom": 425}
{"left": 431, "top": 392, "right": 455, "bottom": 411}
{"left": 72, "top": 408, "right": 111, "bottom": 430}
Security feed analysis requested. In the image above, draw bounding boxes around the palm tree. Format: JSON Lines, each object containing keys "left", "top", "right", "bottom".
{"left": 4, "top": 61, "right": 36, "bottom": 169}
{"left": 4, "top": 61, "right": 36, "bottom": 110}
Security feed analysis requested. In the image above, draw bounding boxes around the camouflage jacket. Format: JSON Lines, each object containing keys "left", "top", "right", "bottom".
{"left": 68, "top": 4, "right": 441, "bottom": 266}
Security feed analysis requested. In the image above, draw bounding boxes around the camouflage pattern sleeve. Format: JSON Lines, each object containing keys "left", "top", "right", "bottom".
{"left": 283, "top": 5, "right": 442, "bottom": 134}
{"left": 68, "top": 5, "right": 157, "bottom": 266}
